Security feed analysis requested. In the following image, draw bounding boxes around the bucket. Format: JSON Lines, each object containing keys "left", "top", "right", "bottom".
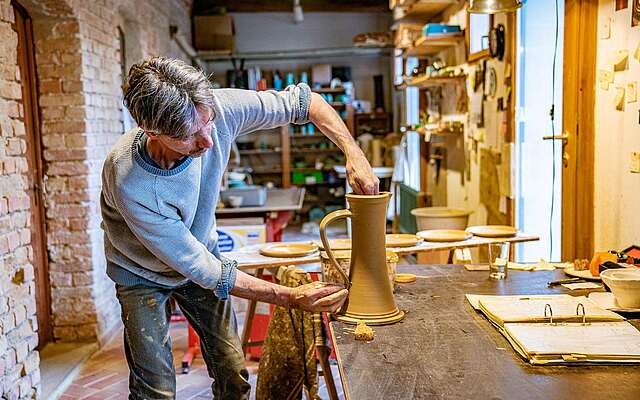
{"left": 410, "top": 207, "right": 472, "bottom": 231}
{"left": 320, "top": 250, "right": 399, "bottom": 290}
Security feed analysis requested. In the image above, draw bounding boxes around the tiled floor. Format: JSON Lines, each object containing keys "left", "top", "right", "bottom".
{"left": 62, "top": 314, "right": 343, "bottom": 399}
{"left": 61, "top": 225, "right": 345, "bottom": 399}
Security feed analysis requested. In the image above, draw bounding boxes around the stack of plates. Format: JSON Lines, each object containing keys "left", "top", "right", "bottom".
{"left": 465, "top": 225, "right": 517, "bottom": 238}
{"left": 259, "top": 243, "right": 319, "bottom": 258}
{"left": 417, "top": 229, "right": 472, "bottom": 242}
{"left": 385, "top": 234, "right": 422, "bottom": 247}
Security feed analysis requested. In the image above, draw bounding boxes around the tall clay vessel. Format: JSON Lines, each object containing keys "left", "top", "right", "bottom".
{"left": 320, "top": 192, "right": 405, "bottom": 325}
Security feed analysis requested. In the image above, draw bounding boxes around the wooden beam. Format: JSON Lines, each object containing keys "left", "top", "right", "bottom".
{"left": 562, "top": 0, "right": 596, "bottom": 260}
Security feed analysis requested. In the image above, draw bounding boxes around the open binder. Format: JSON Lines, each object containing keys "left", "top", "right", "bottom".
{"left": 466, "top": 294, "right": 640, "bottom": 365}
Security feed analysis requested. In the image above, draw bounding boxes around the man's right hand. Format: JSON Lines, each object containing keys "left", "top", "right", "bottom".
{"left": 288, "top": 282, "right": 348, "bottom": 313}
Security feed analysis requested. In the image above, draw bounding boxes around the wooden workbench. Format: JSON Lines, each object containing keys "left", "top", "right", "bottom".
{"left": 329, "top": 265, "right": 640, "bottom": 400}
{"left": 228, "top": 233, "right": 539, "bottom": 269}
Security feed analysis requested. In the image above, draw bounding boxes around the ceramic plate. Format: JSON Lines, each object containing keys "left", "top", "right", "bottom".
{"left": 259, "top": 242, "right": 319, "bottom": 258}
{"left": 466, "top": 225, "right": 518, "bottom": 238}
{"left": 317, "top": 238, "right": 352, "bottom": 251}
{"left": 417, "top": 229, "right": 472, "bottom": 242}
{"left": 563, "top": 266, "right": 601, "bottom": 281}
{"left": 385, "top": 234, "right": 422, "bottom": 248}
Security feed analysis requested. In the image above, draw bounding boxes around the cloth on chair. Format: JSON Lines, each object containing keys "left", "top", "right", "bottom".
{"left": 256, "top": 267, "right": 321, "bottom": 400}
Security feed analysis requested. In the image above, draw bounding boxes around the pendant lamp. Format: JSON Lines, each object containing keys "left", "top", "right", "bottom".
{"left": 468, "top": 0, "right": 523, "bottom": 13}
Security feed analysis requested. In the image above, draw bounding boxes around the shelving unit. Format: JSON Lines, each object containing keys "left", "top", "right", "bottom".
{"left": 237, "top": 85, "right": 354, "bottom": 220}
{"left": 404, "top": 32, "right": 465, "bottom": 57}
{"left": 397, "top": 74, "right": 466, "bottom": 89}
{"left": 392, "top": 0, "right": 459, "bottom": 20}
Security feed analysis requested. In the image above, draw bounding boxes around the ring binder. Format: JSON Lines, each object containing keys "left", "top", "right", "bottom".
{"left": 544, "top": 303, "right": 554, "bottom": 325}
{"left": 576, "top": 303, "right": 589, "bottom": 325}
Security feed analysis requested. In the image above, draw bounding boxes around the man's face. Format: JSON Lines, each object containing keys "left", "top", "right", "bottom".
{"left": 154, "top": 106, "right": 214, "bottom": 158}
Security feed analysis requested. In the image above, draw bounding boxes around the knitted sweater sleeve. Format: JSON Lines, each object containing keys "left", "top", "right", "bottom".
{"left": 214, "top": 83, "right": 312, "bottom": 137}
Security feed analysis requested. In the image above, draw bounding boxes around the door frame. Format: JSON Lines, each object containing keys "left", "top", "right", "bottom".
{"left": 562, "top": 0, "right": 597, "bottom": 260}
{"left": 13, "top": 0, "right": 53, "bottom": 346}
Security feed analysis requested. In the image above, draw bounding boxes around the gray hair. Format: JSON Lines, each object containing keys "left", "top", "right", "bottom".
{"left": 123, "top": 57, "right": 214, "bottom": 139}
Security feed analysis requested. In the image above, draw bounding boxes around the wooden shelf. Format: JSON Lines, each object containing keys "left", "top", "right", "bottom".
{"left": 238, "top": 149, "right": 281, "bottom": 155}
{"left": 393, "top": 0, "right": 458, "bottom": 21}
{"left": 312, "top": 87, "right": 346, "bottom": 94}
{"left": 291, "top": 148, "right": 342, "bottom": 154}
{"left": 397, "top": 74, "right": 466, "bottom": 89}
{"left": 292, "top": 167, "right": 335, "bottom": 172}
{"left": 252, "top": 168, "right": 283, "bottom": 174}
{"left": 405, "top": 33, "right": 464, "bottom": 57}
{"left": 290, "top": 134, "right": 330, "bottom": 139}
{"left": 328, "top": 102, "right": 346, "bottom": 108}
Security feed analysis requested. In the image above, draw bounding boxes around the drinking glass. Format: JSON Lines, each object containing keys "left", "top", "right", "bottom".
{"left": 488, "top": 242, "right": 509, "bottom": 280}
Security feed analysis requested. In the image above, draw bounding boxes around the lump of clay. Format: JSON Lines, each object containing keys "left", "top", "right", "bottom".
{"left": 354, "top": 320, "right": 374, "bottom": 341}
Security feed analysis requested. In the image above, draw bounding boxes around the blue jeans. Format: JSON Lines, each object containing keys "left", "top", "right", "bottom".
{"left": 116, "top": 282, "right": 250, "bottom": 399}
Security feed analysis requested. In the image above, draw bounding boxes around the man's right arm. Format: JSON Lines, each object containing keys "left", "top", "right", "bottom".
{"left": 231, "top": 270, "right": 348, "bottom": 313}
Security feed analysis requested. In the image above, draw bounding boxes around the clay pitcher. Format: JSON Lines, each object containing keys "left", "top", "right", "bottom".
{"left": 319, "top": 192, "right": 405, "bottom": 325}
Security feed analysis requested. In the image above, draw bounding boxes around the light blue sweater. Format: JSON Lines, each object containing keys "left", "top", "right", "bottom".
{"left": 100, "top": 84, "right": 311, "bottom": 298}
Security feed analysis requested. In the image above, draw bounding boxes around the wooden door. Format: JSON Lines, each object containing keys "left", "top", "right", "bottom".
{"left": 12, "top": 1, "right": 52, "bottom": 346}
{"left": 562, "top": 0, "right": 597, "bottom": 260}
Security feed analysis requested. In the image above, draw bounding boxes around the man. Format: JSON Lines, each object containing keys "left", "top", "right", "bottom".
{"left": 101, "top": 57, "right": 379, "bottom": 399}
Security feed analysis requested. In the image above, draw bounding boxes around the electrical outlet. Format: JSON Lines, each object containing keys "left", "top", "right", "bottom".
{"left": 630, "top": 152, "right": 640, "bottom": 173}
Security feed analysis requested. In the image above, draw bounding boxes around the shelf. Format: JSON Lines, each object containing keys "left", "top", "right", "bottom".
{"left": 292, "top": 167, "right": 336, "bottom": 172}
{"left": 238, "top": 149, "right": 281, "bottom": 155}
{"left": 290, "top": 134, "right": 330, "bottom": 139}
{"left": 199, "top": 47, "right": 392, "bottom": 62}
{"left": 396, "top": 74, "right": 466, "bottom": 89}
{"left": 295, "top": 181, "right": 344, "bottom": 187}
{"left": 291, "top": 148, "right": 342, "bottom": 154}
{"left": 252, "top": 168, "right": 283, "bottom": 174}
{"left": 393, "top": 0, "right": 458, "bottom": 21}
{"left": 328, "top": 102, "right": 346, "bottom": 108}
{"left": 312, "top": 87, "right": 346, "bottom": 94}
{"left": 405, "top": 33, "right": 465, "bottom": 57}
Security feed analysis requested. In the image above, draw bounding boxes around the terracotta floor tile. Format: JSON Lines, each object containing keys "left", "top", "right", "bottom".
{"left": 67, "top": 305, "right": 345, "bottom": 399}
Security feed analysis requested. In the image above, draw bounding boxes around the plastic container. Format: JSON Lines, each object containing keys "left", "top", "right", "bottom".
{"left": 410, "top": 207, "right": 472, "bottom": 231}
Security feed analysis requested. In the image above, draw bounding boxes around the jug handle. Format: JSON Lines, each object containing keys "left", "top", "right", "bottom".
{"left": 319, "top": 209, "right": 352, "bottom": 289}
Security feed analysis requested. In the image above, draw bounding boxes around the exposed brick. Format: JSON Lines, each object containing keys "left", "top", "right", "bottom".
{"left": 47, "top": 161, "right": 90, "bottom": 176}
{"left": 39, "top": 79, "right": 62, "bottom": 94}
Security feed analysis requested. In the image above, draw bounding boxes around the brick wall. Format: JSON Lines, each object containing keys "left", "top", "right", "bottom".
{"left": 0, "top": 1, "right": 42, "bottom": 398}
{"left": 1, "top": 0, "right": 192, "bottom": 397}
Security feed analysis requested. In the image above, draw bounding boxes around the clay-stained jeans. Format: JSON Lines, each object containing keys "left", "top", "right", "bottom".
{"left": 116, "top": 282, "right": 250, "bottom": 400}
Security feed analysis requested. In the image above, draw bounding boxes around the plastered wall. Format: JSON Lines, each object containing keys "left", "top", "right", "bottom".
{"left": 594, "top": 0, "right": 640, "bottom": 251}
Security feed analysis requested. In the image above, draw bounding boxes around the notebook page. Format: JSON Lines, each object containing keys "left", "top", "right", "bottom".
{"left": 504, "top": 322, "right": 640, "bottom": 358}
{"left": 478, "top": 296, "right": 624, "bottom": 326}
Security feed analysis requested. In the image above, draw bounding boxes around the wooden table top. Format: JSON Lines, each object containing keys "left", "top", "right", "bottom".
{"left": 228, "top": 233, "right": 539, "bottom": 269}
{"left": 329, "top": 264, "right": 640, "bottom": 400}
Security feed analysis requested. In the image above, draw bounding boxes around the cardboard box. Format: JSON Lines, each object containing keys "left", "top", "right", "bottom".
{"left": 194, "top": 15, "right": 235, "bottom": 51}
{"left": 215, "top": 218, "right": 266, "bottom": 252}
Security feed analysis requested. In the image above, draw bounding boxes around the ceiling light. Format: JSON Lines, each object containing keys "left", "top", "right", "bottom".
{"left": 468, "top": 0, "right": 523, "bottom": 14}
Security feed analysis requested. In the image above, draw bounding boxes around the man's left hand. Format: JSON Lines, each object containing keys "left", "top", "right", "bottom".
{"left": 345, "top": 150, "right": 379, "bottom": 195}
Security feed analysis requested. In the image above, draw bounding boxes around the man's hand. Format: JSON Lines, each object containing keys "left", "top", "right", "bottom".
{"left": 345, "top": 149, "right": 380, "bottom": 195}
{"left": 288, "top": 282, "right": 348, "bottom": 313}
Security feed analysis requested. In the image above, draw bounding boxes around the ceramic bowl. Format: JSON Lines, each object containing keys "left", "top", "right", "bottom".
{"left": 227, "top": 195, "right": 243, "bottom": 208}
{"left": 600, "top": 268, "right": 640, "bottom": 308}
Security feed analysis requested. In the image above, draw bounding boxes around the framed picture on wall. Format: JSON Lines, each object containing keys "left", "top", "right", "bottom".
{"left": 467, "top": 9, "right": 493, "bottom": 62}
{"left": 633, "top": 0, "right": 640, "bottom": 27}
